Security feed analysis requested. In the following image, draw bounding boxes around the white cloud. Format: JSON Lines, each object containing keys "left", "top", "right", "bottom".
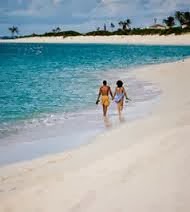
{"left": 84, "top": 0, "right": 190, "bottom": 27}
{"left": 0, "top": 0, "right": 190, "bottom": 35}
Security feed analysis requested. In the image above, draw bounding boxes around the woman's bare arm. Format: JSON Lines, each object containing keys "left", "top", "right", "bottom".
{"left": 123, "top": 87, "right": 128, "bottom": 99}
{"left": 113, "top": 88, "right": 117, "bottom": 98}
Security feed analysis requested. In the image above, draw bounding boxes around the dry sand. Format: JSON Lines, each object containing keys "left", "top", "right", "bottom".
{"left": 1, "top": 34, "right": 190, "bottom": 45}
{"left": 0, "top": 58, "right": 190, "bottom": 212}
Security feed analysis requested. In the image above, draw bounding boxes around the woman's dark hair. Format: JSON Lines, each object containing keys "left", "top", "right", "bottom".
{"left": 116, "top": 80, "right": 123, "bottom": 88}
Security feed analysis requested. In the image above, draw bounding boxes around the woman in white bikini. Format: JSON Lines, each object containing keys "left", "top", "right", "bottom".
{"left": 113, "top": 80, "right": 129, "bottom": 115}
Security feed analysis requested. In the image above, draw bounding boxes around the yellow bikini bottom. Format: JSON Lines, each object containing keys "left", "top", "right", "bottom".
{"left": 101, "top": 96, "right": 110, "bottom": 107}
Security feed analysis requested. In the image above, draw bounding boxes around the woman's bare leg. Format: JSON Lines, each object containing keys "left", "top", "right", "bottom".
{"left": 117, "top": 102, "right": 121, "bottom": 115}
{"left": 120, "top": 99, "right": 124, "bottom": 111}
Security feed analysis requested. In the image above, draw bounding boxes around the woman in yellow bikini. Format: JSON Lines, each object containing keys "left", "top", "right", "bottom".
{"left": 96, "top": 80, "right": 113, "bottom": 117}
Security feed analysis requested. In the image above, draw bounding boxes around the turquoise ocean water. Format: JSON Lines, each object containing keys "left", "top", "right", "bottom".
{"left": 0, "top": 43, "right": 190, "bottom": 164}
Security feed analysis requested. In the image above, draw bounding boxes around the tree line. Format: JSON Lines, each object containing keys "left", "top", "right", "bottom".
{"left": 8, "top": 10, "right": 190, "bottom": 38}
{"left": 163, "top": 11, "right": 190, "bottom": 28}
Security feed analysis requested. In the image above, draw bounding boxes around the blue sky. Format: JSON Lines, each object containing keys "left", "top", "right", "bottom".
{"left": 0, "top": 0, "right": 190, "bottom": 36}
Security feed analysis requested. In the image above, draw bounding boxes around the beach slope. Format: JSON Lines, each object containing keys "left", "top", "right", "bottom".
{"left": 0, "top": 59, "right": 190, "bottom": 212}
{"left": 0, "top": 34, "right": 190, "bottom": 45}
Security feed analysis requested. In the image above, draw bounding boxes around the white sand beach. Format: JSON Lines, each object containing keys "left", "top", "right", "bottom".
{"left": 1, "top": 34, "right": 190, "bottom": 45}
{"left": 0, "top": 57, "right": 190, "bottom": 212}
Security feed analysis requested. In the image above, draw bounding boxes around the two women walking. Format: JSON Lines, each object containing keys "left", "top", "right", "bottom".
{"left": 96, "top": 80, "right": 129, "bottom": 117}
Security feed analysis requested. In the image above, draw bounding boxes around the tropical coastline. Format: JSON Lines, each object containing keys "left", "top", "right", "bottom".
{"left": 1, "top": 43, "right": 190, "bottom": 165}
{"left": 1, "top": 34, "right": 190, "bottom": 45}
{"left": 1, "top": 57, "right": 190, "bottom": 211}
{"left": 1, "top": 0, "right": 190, "bottom": 210}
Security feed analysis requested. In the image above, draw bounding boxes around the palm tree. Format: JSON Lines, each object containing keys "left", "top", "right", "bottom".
{"left": 56, "top": 27, "right": 61, "bottom": 33}
{"left": 8, "top": 26, "right": 19, "bottom": 38}
{"left": 184, "top": 12, "right": 190, "bottom": 26}
{"left": 118, "top": 21, "right": 124, "bottom": 30}
{"left": 125, "top": 19, "right": 131, "bottom": 29}
{"left": 118, "top": 19, "right": 131, "bottom": 30}
{"left": 104, "top": 24, "right": 107, "bottom": 31}
{"left": 52, "top": 27, "right": 61, "bottom": 34}
{"left": 175, "top": 11, "right": 190, "bottom": 27}
{"left": 175, "top": 11, "right": 184, "bottom": 26}
{"left": 110, "top": 22, "right": 115, "bottom": 31}
{"left": 163, "top": 16, "right": 175, "bottom": 28}
{"left": 96, "top": 27, "right": 100, "bottom": 31}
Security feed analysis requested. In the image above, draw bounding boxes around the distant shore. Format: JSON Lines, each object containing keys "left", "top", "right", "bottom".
{"left": 1, "top": 34, "right": 190, "bottom": 45}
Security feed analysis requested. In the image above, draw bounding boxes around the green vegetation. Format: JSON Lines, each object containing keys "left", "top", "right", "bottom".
{"left": 175, "top": 11, "right": 190, "bottom": 27}
{"left": 19, "top": 30, "right": 81, "bottom": 38}
{"left": 86, "top": 30, "right": 113, "bottom": 36}
{"left": 8, "top": 10, "right": 190, "bottom": 38}
{"left": 43, "top": 30, "right": 81, "bottom": 37}
{"left": 163, "top": 16, "right": 175, "bottom": 28}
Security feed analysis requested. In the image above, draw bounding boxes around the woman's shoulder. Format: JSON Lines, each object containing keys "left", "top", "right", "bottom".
{"left": 115, "top": 87, "right": 123, "bottom": 92}
{"left": 117, "top": 86, "right": 124, "bottom": 90}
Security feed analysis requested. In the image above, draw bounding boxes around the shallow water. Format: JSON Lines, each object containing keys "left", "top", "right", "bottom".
{"left": 0, "top": 43, "right": 190, "bottom": 165}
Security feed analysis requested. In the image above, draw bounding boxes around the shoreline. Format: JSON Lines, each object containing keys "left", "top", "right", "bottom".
{"left": 1, "top": 34, "right": 190, "bottom": 45}
{"left": 1, "top": 58, "right": 190, "bottom": 211}
{"left": 0, "top": 65, "right": 160, "bottom": 166}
